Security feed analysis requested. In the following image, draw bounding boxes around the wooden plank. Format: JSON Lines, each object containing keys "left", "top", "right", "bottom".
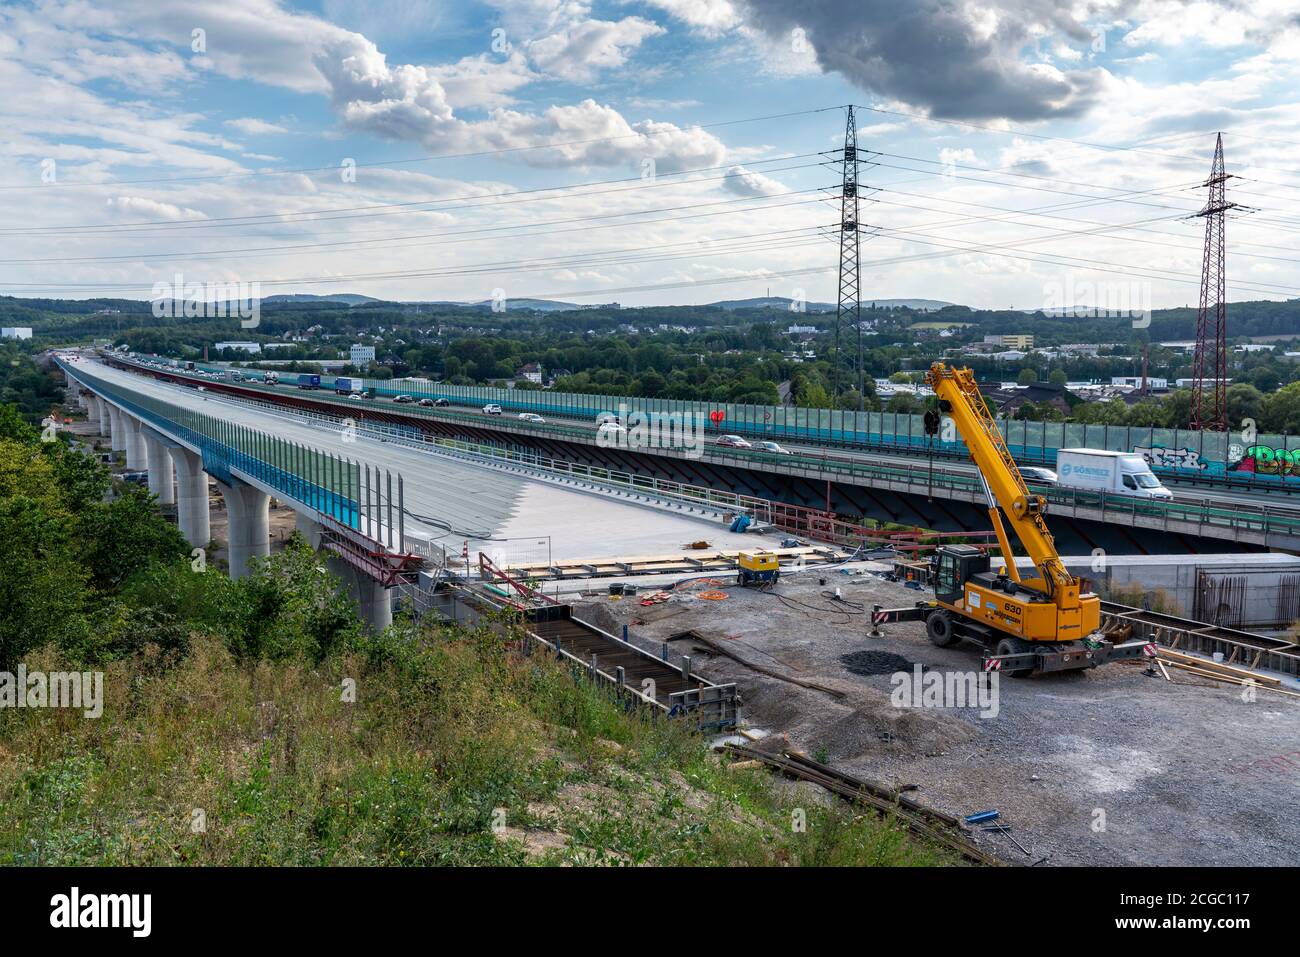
{"left": 1165, "top": 662, "right": 1300, "bottom": 698}
{"left": 1157, "top": 648, "right": 1281, "bottom": 685}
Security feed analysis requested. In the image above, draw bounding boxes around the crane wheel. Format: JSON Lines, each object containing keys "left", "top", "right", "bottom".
{"left": 995, "top": 637, "right": 1036, "bottom": 678}
{"left": 926, "top": 610, "right": 960, "bottom": 647}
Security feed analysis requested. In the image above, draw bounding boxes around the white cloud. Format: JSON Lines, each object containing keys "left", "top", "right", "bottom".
{"left": 721, "top": 164, "right": 784, "bottom": 196}
{"left": 428, "top": 51, "right": 536, "bottom": 110}
{"left": 525, "top": 16, "right": 664, "bottom": 82}
{"left": 226, "top": 117, "right": 288, "bottom": 135}
{"left": 636, "top": 0, "right": 742, "bottom": 35}
{"left": 105, "top": 196, "right": 208, "bottom": 220}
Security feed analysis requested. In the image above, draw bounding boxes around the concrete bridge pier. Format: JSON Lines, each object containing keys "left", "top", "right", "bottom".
{"left": 121, "top": 414, "right": 147, "bottom": 470}
{"left": 142, "top": 433, "right": 175, "bottom": 505}
{"left": 108, "top": 405, "right": 125, "bottom": 452}
{"left": 297, "top": 512, "right": 391, "bottom": 632}
{"left": 93, "top": 397, "right": 109, "bottom": 437}
{"left": 171, "top": 447, "right": 211, "bottom": 549}
{"left": 217, "top": 478, "right": 270, "bottom": 579}
{"left": 294, "top": 509, "right": 324, "bottom": 548}
{"left": 328, "top": 555, "right": 393, "bottom": 633}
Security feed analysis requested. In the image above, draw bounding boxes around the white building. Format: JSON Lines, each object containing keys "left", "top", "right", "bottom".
{"left": 787, "top": 324, "right": 818, "bottom": 335}
{"left": 350, "top": 344, "right": 376, "bottom": 365}
{"left": 1111, "top": 375, "right": 1168, "bottom": 390}
{"left": 1, "top": 327, "right": 32, "bottom": 340}
{"left": 214, "top": 341, "right": 260, "bottom": 353}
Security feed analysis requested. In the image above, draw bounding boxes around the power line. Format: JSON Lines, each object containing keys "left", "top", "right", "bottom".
{"left": 855, "top": 104, "right": 1300, "bottom": 181}
{"left": 0, "top": 105, "right": 846, "bottom": 192}
{"left": 0, "top": 154, "right": 823, "bottom": 235}
{"left": 0, "top": 192, "right": 826, "bottom": 268}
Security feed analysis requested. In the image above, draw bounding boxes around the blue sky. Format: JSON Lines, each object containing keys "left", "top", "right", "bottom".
{"left": 2, "top": 0, "right": 1299, "bottom": 310}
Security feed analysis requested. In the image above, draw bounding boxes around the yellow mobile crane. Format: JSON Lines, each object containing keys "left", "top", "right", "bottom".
{"left": 873, "top": 362, "right": 1150, "bottom": 676}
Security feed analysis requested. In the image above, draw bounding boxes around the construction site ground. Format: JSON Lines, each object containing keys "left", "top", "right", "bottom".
{"left": 580, "top": 566, "right": 1300, "bottom": 867}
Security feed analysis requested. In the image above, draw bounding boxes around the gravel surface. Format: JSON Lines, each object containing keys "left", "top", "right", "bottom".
{"left": 585, "top": 565, "right": 1300, "bottom": 866}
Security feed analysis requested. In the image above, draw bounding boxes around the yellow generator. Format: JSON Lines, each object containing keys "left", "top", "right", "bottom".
{"left": 737, "top": 551, "right": 780, "bottom": 587}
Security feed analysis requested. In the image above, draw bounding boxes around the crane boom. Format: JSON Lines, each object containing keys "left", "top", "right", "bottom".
{"left": 925, "top": 362, "right": 1078, "bottom": 608}
{"left": 873, "top": 363, "right": 1150, "bottom": 674}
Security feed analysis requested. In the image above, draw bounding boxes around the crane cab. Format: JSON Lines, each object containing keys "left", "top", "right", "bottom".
{"left": 933, "top": 544, "right": 988, "bottom": 605}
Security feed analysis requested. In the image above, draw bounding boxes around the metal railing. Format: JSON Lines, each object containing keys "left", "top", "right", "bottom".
{"left": 105, "top": 356, "right": 1300, "bottom": 543}
{"left": 131, "top": 354, "right": 1299, "bottom": 479}
{"left": 61, "top": 358, "right": 411, "bottom": 554}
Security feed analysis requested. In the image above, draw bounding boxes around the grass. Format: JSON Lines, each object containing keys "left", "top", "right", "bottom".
{"left": 0, "top": 620, "right": 963, "bottom": 867}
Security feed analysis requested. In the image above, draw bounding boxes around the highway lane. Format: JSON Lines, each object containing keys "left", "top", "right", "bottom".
{"left": 122, "top": 356, "right": 1300, "bottom": 513}
{"left": 81, "top": 358, "right": 788, "bottom": 562}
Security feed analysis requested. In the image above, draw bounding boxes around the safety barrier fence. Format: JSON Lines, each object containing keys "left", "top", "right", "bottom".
{"left": 151, "top": 354, "right": 1300, "bottom": 480}
{"left": 61, "top": 357, "right": 362, "bottom": 527}
{"left": 124, "top": 370, "right": 1300, "bottom": 546}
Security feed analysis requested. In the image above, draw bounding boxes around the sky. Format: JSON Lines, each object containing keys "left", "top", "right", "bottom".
{"left": 2, "top": 0, "right": 1300, "bottom": 311}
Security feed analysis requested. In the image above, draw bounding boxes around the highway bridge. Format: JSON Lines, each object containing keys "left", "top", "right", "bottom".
{"left": 143, "top": 354, "right": 1300, "bottom": 498}
{"left": 58, "top": 354, "right": 812, "bottom": 630}
{"left": 86, "top": 354, "right": 1300, "bottom": 554}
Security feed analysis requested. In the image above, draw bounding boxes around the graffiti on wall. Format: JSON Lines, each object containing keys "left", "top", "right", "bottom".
{"left": 1133, "top": 445, "right": 1207, "bottom": 471}
{"left": 1228, "top": 444, "right": 1298, "bottom": 477}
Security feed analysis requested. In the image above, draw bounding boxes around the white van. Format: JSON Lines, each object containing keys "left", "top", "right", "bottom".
{"left": 1055, "top": 449, "right": 1172, "bottom": 500}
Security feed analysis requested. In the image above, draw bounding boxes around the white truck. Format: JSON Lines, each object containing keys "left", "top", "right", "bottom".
{"left": 1055, "top": 448, "right": 1172, "bottom": 499}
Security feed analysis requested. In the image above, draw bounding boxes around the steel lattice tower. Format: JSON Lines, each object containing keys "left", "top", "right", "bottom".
{"left": 834, "top": 106, "right": 863, "bottom": 407}
{"left": 1191, "top": 133, "right": 1236, "bottom": 432}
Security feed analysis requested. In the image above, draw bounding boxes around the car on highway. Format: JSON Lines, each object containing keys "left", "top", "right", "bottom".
{"left": 433, "top": 397, "right": 450, "bottom": 407}
{"left": 716, "top": 434, "right": 752, "bottom": 449}
{"left": 392, "top": 394, "right": 414, "bottom": 403}
{"left": 483, "top": 404, "right": 503, "bottom": 415}
{"left": 417, "top": 398, "right": 435, "bottom": 407}
{"left": 597, "top": 421, "right": 626, "bottom": 436}
{"left": 348, "top": 393, "right": 364, "bottom": 400}
{"left": 757, "top": 440, "right": 791, "bottom": 455}
{"left": 518, "top": 412, "right": 545, "bottom": 423}
{"left": 1019, "top": 466, "right": 1058, "bottom": 484}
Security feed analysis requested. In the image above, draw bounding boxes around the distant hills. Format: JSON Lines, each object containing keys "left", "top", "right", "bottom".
{"left": 173, "top": 292, "right": 959, "bottom": 313}
{"left": 708, "top": 296, "right": 954, "bottom": 313}
{"left": 263, "top": 293, "right": 379, "bottom": 306}
{"left": 41, "top": 291, "right": 961, "bottom": 313}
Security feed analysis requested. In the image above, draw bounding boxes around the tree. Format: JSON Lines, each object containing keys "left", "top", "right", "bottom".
{"left": 1017, "top": 368, "right": 1039, "bottom": 386}
{"left": 76, "top": 483, "right": 190, "bottom": 592}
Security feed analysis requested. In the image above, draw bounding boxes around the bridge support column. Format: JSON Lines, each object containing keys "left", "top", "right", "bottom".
{"left": 93, "top": 396, "right": 108, "bottom": 437}
{"left": 142, "top": 434, "right": 174, "bottom": 505}
{"left": 108, "top": 405, "right": 125, "bottom": 452}
{"left": 327, "top": 556, "right": 393, "bottom": 633}
{"left": 218, "top": 478, "right": 269, "bottom": 580}
{"left": 122, "top": 414, "right": 147, "bottom": 470}
{"left": 294, "top": 510, "right": 324, "bottom": 548}
{"left": 172, "top": 448, "right": 211, "bottom": 549}
{"left": 295, "top": 511, "right": 391, "bottom": 631}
